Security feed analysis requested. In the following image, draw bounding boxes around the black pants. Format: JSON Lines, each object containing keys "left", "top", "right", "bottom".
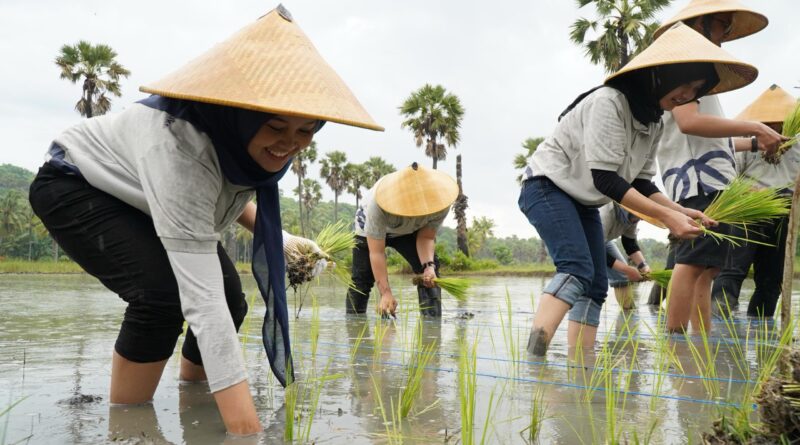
{"left": 29, "top": 163, "right": 247, "bottom": 364}
{"left": 711, "top": 217, "right": 787, "bottom": 317}
{"left": 345, "top": 234, "right": 439, "bottom": 313}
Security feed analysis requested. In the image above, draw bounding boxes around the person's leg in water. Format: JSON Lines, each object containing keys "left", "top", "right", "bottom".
{"left": 690, "top": 266, "right": 719, "bottom": 333}
{"left": 518, "top": 177, "right": 594, "bottom": 356}
{"left": 567, "top": 206, "right": 607, "bottom": 355}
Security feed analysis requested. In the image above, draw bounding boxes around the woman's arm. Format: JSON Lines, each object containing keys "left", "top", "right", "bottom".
{"left": 618, "top": 188, "right": 709, "bottom": 239}
{"left": 366, "top": 236, "right": 397, "bottom": 316}
{"left": 672, "top": 102, "right": 786, "bottom": 152}
{"left": 416, "top": 227, "right": 437, "bottom": 287}
{"left": 237, "top": 201, "right": 256, "bottom": 233}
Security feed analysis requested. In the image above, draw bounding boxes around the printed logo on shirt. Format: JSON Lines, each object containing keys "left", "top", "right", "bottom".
{"left": 356, "top": 207, "right": 366, "bottom": 230}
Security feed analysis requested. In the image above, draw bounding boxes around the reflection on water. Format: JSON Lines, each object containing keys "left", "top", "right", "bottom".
{"left": 0, "top": 273, "right": 796, "bottom": 444}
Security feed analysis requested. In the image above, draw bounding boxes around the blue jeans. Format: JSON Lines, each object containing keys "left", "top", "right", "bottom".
{"left": 518, "top": 177, "right": 607, "bottom": 327}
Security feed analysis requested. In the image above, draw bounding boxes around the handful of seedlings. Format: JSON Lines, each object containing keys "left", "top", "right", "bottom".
{"left": 285, "top": 220, "right": 356, "bottom": 290}
{"left": 642, "top": 269, "right": 672, "bottom": 288}
{"left": 411, "top": 276, "right": 471, "bottom": 301}
{"left": 762, "top": 100, "right": 800, "bottom": 165}
{"left": 698, "top": 176, "right": 791, "bottom": 247}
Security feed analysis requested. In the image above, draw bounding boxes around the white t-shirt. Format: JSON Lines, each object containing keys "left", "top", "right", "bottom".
{"left": 524, "top": 87, "right": 662, "bottom": 207}
{"left": 354, "top": 183, "right": 449, "bottom": 239}
{"left": 657, "top": 95, "right": 736, "bottom": 202}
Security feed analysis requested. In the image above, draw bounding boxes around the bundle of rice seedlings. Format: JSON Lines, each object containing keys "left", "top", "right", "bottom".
{"left": 411, "top": 275, "right": 472, "bottom": 301}
{"left": 642, "top": 269, "right": 672, "bottom": 288}
{"left": 285, "top": 220, "right": 356, "bottom": 290}
{"left": 763, "top": 100, "right": 800, "bottom": 164}
{"left": 411, "top": 276, "right": 471, "bottom": 301}
{"left": 699, "top": 176, "right": 791, "bottom": 247}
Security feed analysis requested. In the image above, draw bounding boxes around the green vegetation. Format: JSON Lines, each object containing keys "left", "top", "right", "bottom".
{"left": 399, "top": 84, "right": 465, "bottom": 170}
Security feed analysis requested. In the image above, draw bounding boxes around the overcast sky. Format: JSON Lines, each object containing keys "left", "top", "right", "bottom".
{"left": 1, "top": 0, "right": 798, "bottom": 240}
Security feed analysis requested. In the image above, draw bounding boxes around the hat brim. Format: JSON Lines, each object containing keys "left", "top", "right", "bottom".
{"left": 654, "top": 1, "right": 768, "bottom": 42}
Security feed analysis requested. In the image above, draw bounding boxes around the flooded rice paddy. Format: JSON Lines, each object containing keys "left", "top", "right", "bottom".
{"left": 0, "top": 273, "right": 795, "bottom": 444}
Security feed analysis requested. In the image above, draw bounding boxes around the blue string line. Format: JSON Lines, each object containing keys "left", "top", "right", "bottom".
{"left": 280, "top": 343, "right": 747, "bottom": 409}
{"left": 297, "top": 338, "right": 758, "bottom": 385}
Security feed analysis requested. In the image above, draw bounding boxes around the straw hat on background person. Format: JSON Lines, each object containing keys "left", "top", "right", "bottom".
{"left": 375, "top": 162, "right": 459, "bottom": 217}
{"left": 140, "top": 4, "right": 383, "bottom": 131}
{"left": 654, "top": 0, "right": 768, "bottom": 42}
{"left": 736, "top": 84, "right": 797, "bottom": 124}
{"left": 607, "top": 22, "right": 758, "bottom": 95}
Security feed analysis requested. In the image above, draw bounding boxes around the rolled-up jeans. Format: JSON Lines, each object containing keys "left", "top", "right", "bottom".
{"left": 518, "top": 177, "right": 607, "bottom": 327}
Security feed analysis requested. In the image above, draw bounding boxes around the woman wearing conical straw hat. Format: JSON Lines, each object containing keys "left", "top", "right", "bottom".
{"left": 346, "top": 162, "right": 458, "bottom": 318}
{"left": 519, "top": 22, "right": 757, "bottom": 356}
{"left": 711, "top": 85, "right": 800, "bottom": 319}
{"left": 652, "top": 0, "right": 789, "bottom": 334}
{"left": 28, "top": 5, "right": 382, "bottom": 435}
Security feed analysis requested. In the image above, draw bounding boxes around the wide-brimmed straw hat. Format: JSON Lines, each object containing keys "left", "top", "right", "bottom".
{"left": 140, "top": 4, "right": 383, "bottom": 131}
{"left": 736, "top": 84, "right": 798, "bottom": 124}
{"left": 375, "top": 163, "right": 459, "bottom": 217}
{"left": 654, "top": 0, "right": 768, "bottom": 42}
{"left": 605, "top": 22, "right": 757, "bottom": 96}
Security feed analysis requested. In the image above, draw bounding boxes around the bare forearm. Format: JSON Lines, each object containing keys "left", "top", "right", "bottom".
{"left": 674, "top": 112, "right": 759, "bottom": 139}
{"left": 237, "top": 201, "right": 256, "bottom": 233}
{"left": 416, "top": 231, "right": 436, "bottom": 265}
{"left": 369, "top": 252, "right": 392, "bottom": 296}
{"left": 619, "top": 189, "right": 672, "bottom": 221}
{"left": 214, "top": 380, "right": 261, "bottom": 435}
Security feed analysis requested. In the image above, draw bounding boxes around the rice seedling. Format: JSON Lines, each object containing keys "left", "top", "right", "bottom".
{"left": 370, "top": 373, "right": 404, "bottom": 445}
{"left": 1, "top": 396, "right": 28, "bottom": 445}
{"left": 372, "top": 316, "right": 392, "bottom": 365}
{"left": 285, "top": 220, "right": 356, "bottom": 292}
{"left": 499, "top": 289, "right": 521, "bottom": 377}
{"left": 284, "top": 359, "right": 344, "bottom": 443}
{"left": 764, "top": 100, "right": 800, "bottom": 163}
{"left": 642, "top": 269, "right": 672, "bottom": 288}
{"left": 700, "top": 177, "right": 791, "bottom": 246}
{"left": 458, "top": 333, "right": 480, "bottom": 445}
{"left": 520, "top": 387, "right": 547, "bottom": 444}
{"left": 398, "top": 319, "right": 438, "bottom": 418}
{"left": 681, "top": 313, "right": 721, "bottom": 399}
{"left": 410, "top": 276, "right": 471, "bottom": 301}
{"left": 349, "top": 321, "right": 369, "bottom": 363}
{"left": 309, "top": 293, "right": 320, "bottom": 365}
{"left": 239, "top": 291, "right": 260, "bottom": 352}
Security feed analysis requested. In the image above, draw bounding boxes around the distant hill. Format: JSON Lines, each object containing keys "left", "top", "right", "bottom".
{"left": 0, "top": 164, "right": 34, "bottom": 191}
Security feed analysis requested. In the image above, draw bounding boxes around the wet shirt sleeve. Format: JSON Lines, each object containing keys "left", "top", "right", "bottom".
{"left": 583, "top": 96, "right": 627, "bottom": 173}
{"left": 138, "top": 145, "right": 247, "bottom": 393}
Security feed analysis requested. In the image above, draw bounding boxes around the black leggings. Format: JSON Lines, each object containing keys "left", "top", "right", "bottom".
{"left": 29, "top": 163, "right": 247, "bottom": 364}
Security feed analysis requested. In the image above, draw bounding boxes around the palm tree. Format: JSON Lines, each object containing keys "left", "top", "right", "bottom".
{"left": 513, "top": 137, "right": 544, "bottom": 184}
{"left": 55, "top": 41, "right": 130, "bottom": 118}
{"left": 295, "top": 178, "right": 322, "bottom": 233}
{"left": 569, "top": 0, "right": 671, "bottom": 73}
{"left": 291, "top": 142, "right": 318, "bottom": 236}
{"left": 399, "top": 84, "right": 465, "bottom": 169}
{"left": 0, "top": 190, "right": 26, "bottom": 247}
{"left": 454, "top": 155, "right": 469, "bottom": 256}
{"left": 344, "top": 163, "right": 370, "bottom": 209}
{"left": 467, "top": 216, "right": 495, "bottom": 256}
{"left": 319, "top": 151, "right": 348, "bottom": 222}
{"left": 363, "top": 156, "right": 396, "bottom": 188}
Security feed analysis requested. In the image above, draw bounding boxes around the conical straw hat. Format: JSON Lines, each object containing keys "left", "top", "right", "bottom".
{"left": 140, "top": 5, "right": 383, "bottom": 131}
{"left": 375, "top": 163, "right": 459, "bottom": 217}
{"left": 620, "top": 205, "right": 668, "bottom": 229}
{"left": 654, "top": 0, "right": 767, "bottom": 42}
{"left": 605, "top": 23, "right": 757, "bottom": 96}
{"left": 735, "top": 84, "right": 797, "bottom": 124}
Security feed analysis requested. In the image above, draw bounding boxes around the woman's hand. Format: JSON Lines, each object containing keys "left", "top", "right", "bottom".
{"left": 378, "top": 292, "right": 398, "bottom": 318}
{"left": 624, "top": 266, "right": 644, "bottom": 282}
{"left": 421, "top": 264, "right": 436, "bottom": 288}
{"left": 661, "top": 208, "right": 705, "bottom": 239}
{"left": 678, "top": 207, "right": 717, "bottom": 228}
{"left": 753, "top": 121, "right": 790, "bottom": 156}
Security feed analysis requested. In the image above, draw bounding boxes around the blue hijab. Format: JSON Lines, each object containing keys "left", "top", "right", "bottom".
{"left": 140, "top": 94, "right": 312, "bottom": 387}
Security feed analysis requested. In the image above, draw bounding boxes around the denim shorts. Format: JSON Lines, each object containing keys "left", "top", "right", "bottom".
{"left": 518, "top": 177, "right": 607, "bottom": 326}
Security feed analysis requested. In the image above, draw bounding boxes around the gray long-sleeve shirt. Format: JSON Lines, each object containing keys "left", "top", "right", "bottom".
{"left": 53, "top": 103, "right": 254, "bottom": 392}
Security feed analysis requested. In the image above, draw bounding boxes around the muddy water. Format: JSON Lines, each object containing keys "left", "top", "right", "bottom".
{"left": 0, "top": 273, "right": 795, "bottom": 444}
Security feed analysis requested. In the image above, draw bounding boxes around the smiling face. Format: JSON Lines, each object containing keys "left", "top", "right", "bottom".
{"left": 246, "top": 115, "right": 317, "bottom": 172}
{"left": 658, "top": 79, "right": 707, "bottom": 111}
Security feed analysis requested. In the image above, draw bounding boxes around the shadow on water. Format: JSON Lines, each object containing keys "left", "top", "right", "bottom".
{"left": 0, "top": 273, "right": 796, "bottom": 444}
